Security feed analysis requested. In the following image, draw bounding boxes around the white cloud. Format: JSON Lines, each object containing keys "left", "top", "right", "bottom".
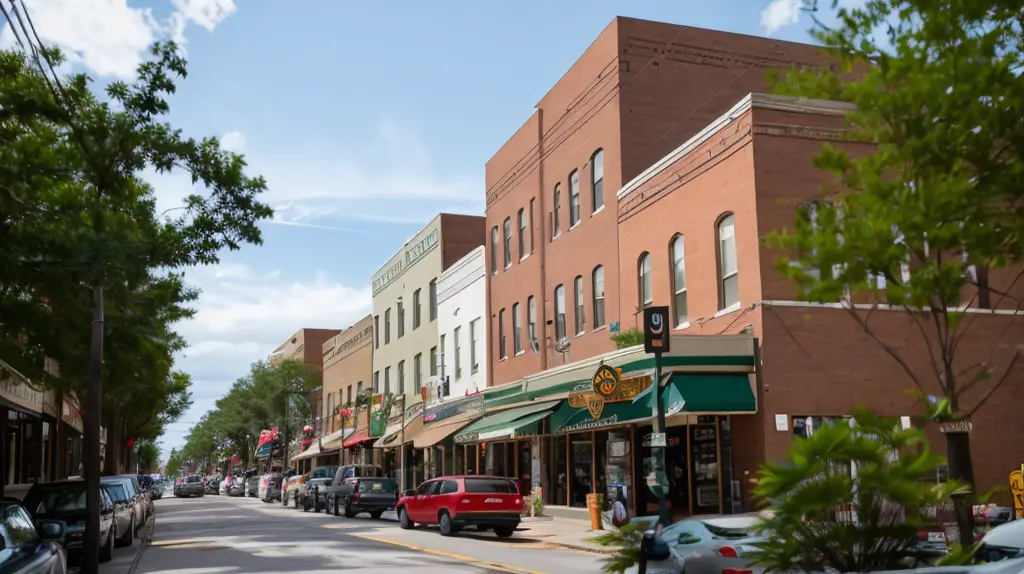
{"left": 760, "top": 0, "right": 803, "bottom": 34}
{"left": 220, "top": 130, "right": 246, "bottom": 153}
{"left": 0, "top": 0, "right": 237, "bottom": 80}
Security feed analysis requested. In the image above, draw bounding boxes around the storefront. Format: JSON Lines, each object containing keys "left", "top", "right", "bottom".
{"left": 373, "top": 400, "right": 424, "bottom": 490}
{"left": 0, "top": 362, "right": 46, "bottom": 490}
{"left": 413, "top": 395, "right": 486, "bottom": 481}
{"left": 415, "top": 333, "right": 758, "bottom": 520}
{"left": 60, "top": 395, "right": 84, "bottom": 479}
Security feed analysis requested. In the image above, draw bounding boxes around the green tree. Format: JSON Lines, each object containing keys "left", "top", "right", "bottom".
{"left": 748, "top": 410, "right": 971, "bottom": 572}
{"left": 610, "top": 328, "right": 644, "bottom": 350}
{"left": 137, "top": 441, "right": 161, "bottom": 472}
{"left": 768, "top": 0, "right": 1024, "bottom": 547}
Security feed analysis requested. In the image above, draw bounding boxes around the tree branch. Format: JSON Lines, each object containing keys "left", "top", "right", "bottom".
{"left": 965, "top": 348, "right": 1021, "bottom": 418}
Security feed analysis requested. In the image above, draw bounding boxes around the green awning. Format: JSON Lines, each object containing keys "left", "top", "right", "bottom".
{"left": 454, "top": 401, "right": 559, "bottom": 444}
{"left": 550, "top": 373, "right": 754, "bottom": 434}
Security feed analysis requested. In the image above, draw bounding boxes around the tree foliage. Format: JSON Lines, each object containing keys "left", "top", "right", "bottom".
{"left": 748, "top": 410, "right": 972, "bottom": 573}
{"left": 767, "top": 0, "right": 1024, "bottom": 546}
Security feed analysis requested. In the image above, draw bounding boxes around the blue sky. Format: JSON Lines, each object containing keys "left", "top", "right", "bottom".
{"left": 1, "top": 0, "right": 822, "bottom": 460}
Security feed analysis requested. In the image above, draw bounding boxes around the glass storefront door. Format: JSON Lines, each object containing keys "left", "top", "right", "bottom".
{"left": 569, "top": 436, "right": 592, "bottom": 507}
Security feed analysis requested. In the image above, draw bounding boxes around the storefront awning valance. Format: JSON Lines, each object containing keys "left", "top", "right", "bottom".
{"left": 454, "top": 401, "right": 559, "bottom": 444}
{"left": 343, "top": 430, "right": 376, "bottom": 448}
{"left": 291, "top": 441, "right": 321, "bottom": 462}
{"left": 412, "top": 412, "right": 478, "bottom": 449}
{"left": 549, "top": 373, "right": 755, "bottom": 434}
{"left": 373, "top": 414, "right": 425, "bottom": 449}
{"left": 319, "top": 427, "right": 355, "bottom": 451}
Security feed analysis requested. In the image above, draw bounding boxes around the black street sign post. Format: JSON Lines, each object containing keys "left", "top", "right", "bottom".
{"left": 643, "top": 306, "right": 671, "bottom": 526}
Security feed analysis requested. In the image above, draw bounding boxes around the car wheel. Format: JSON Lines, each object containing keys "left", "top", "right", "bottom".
{"left": 118, "top": 516, "right": 135, "bottom": 547}
{"left": 399, "top": 507, "right": 414, "bottom": 529}
{"left": 343, "top": 500, "right": 356, "bottom": 518}
{"left": 494, "top": 526, "right": 515, "bottom": 538}
{"left": 438, "top": 512, "right": 454, "bottom": 536}
{"left": 370, "top": 510, "right": 383, "bottom": 520}
{"left": 99, "top": 527, "right": 114, "bottom": 562}
{"left": 332, "top": 495, "right": 340, "bottom": 517}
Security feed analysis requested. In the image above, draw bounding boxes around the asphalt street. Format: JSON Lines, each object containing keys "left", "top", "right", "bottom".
{"left": 135, "top": 494, "right": 606, "bottom": 574}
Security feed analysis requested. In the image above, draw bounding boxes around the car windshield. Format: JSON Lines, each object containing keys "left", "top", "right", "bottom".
{"left": 184, "top": 476, "right": 201, "bottom": 483}
{"left": 661, "top": 515, "right": 761, "bottom": 542}
{"left": 464, "top": 478, "right": 518, "bottom": 493}
{"left": 358, "top": 478, "right": 397, "bottom": 493}
{"left": 25, "top": 485, "right": 87, "bottom": 515}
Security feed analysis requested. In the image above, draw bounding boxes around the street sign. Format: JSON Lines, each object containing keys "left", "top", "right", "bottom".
{"left": 1010, "top": 468, "right": 1024, "bottom": 519}
{"left": 649, "top": 432, "right": 666, "bottom": 448}
{"left": 643, "top": 306, "right": 671, "bottom": 354}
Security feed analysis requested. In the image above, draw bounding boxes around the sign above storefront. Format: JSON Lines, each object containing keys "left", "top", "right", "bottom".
{"left": 424, "top": 394, "right": 484, "bottom": 424}
{"left": 0, "top": 362, "right": 44, "bottom": 414}
{"left": 570, "top": 371, "right": 653, "bottom": 421}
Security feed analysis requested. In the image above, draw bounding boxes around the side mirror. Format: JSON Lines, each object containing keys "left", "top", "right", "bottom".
{"left": 403, "top": 489, "right": 416, "bottom": 497}
{"left": 38, "top": 520, "right": 66, "bottom": 542}
{"left": 640, "top": 529, "right": 671, "bottom": 562}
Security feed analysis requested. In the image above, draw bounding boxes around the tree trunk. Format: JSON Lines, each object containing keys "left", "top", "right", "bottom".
{"left": 103, "top": 419, "right": 121, "bottom": 476}
{"left": 945, "top": 430, "right": 976, "bottom": 547}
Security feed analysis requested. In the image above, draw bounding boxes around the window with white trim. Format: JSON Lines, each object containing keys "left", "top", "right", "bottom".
{"left": 671, "top": 235, "right": 688, "bottom": 326}
{"left": 718, "top": 214, "right": 739, "bottom": 309}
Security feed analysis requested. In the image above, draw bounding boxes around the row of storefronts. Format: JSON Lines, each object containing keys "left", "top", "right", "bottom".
{"left": 289, "top": 333, "right": 756, "bottom": 520}
{"left": 0, "top": 360, "right": 92, "bottom": 495}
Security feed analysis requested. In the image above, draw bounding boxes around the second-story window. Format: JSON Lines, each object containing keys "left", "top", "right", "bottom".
{"left": 454, "top": 327, "right": 462, "bottom": 378}
{"left": 414, "top": 353, "right": 422, "bottom": 393}
{"left": 430, "top": 346, "right": 438, "bottom": 377}
{"left": 592, "top": 265, "right": 605, "bottom": 328}
{"left": 554, "top": 284, "right": 566, "bottom": 340}
{"left": 384, "top": 308, "right": 392, "bottom": 344}
{"left": 527, "top": 296, "right": 536, "bottom": 347}
{"left": 384, "top": 366, "right": 391, "bottom": 394}
{"left": 591, "top": 149, "right": 604, "bottom": 213}
{"left": 429, "top": 279, "right": 438, "bottom": 321}
{"left": 374, "top": 315, "right": 380, "bottom": 348}
{"left": 718, "top": 214, "right": 739, "bottom": 309}
{"left": 518, "top": 208, "right": 527, "bottom": 259}
{"left": 498, "top": 309, "right": 506, "bottom": 359}
{"left": 503, "top": 217, "right": 512, "bottom": 268}
{"left": 529, "top": 198, "right": 535, "bottom": 252}
{"left": 639, "top": 253, "right": 652, "bottom": 308}
{"left": 397, "top": 360, "right": 405, "bottom": 395}
{"left": 470, "top": 318, "right": 481, "bottom": 372}
{"left": 413, "top": 288, "right": 422, "bottom": 330}
{"left": 553, "top": 183, "right": 561, "bottom": 238}
{"left": 569, "top": 169, "right": 580, "bottom": 227}
{"left": 490, "top": 226, "right": 499, "bottom": 275}
{"left": 396, "top": 300, "right": 405, "bottom": 338}
{"left": 672, "top": 235, "right": 688, "bottom": 326}
{"left": 439, "top": 334, "right": 446, "bottom": 378}
{"left": 574, "top": 275, "right": 585, "bottom": 335}
{"left": 512, "top": 302, "right": 522, "bottom": 354}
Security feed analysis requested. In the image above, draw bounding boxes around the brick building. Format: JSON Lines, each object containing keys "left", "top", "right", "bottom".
{"left": 484, "top": 16, "right": 825, "bottom": 388}
{"left": 270, "top": 328, "right": 342, "bottom": 437}
{"left": 616, "top": 92, "right": 1024, "bottom": 505}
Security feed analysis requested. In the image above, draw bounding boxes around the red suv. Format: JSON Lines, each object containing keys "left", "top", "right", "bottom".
{"left": 396, "top": 475, "right": 523, "bottom": 537}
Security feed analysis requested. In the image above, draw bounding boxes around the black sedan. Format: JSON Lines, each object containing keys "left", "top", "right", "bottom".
{"left": 22, "top": 480, "right": 117, "bottom": 565}
{"left": 0, "top": 498, "right": 68, "bottom": 573}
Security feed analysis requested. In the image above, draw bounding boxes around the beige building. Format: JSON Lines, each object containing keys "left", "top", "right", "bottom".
{"left": 370, "top": 214, "right": 485, "bottom": 406}
{"left": 269, "top": 328, "right": 340, "bottom": 436}
{"left": 320, "top": 315, "right": 374, "bottom": 437}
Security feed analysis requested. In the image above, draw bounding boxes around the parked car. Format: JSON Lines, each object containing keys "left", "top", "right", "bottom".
{"left": 101, "top": 475, "right": 148, "bottom": 528}
{"left": 282, "top": 474, "right": 305, "bottom": 508}
{"left": 174, "top": 475, "right": 205, "bottom": 497}
{"left": 395, "top": 475, "right": 523, "bottom": 537}
{"left": 150, "top": 479, "right": 165, "bottom": 500}
{"left": 219, "top": 477, "right": 231, "bottom": 496}
{"left": 975, "top": 518, "right": 1024, "bottom": 562}
{"left": 260, "top": 470, "right": 294, "bottom": 503}
{"left": 0, "top": 498, "right": 68, "bottom": 573}
{"left": 100, "top": 482, "right": 138, "bottom": 547}
{"left": 327, "top": 476, "right": 398, "bottom": 519}
{"left": 316, "top": 465, "right": 384, "bottom": 513}
{"left": 244, "top": 471, "right": 260, "bottom": 497}
{"left": 22, "top": 479, "right": 118, "bottom": 565}
{"left": 225, "top": 474, "right": 246, "bottom": 497}
{"left": 294, "top": 465, "right": 338, "bottom": 510}
{"left": 205, "top": 476, "right": 220, "bottom": 495}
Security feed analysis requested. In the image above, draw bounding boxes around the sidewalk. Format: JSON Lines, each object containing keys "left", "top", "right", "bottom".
{"left": 98, "top": 509, "right": 155, "bottom": 574}
{"left": 516, "top": 516, "right": 615, "bottom": 554}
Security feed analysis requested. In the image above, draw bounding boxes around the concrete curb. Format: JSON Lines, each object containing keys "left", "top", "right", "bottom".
{"left": 542, "top": 540, "right": 617, "bottom": 555}
{"left": 125, "top": 507, "right": 156, "bottom": 574}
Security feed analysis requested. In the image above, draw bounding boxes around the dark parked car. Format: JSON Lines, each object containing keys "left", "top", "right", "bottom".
{"left": 327, "top": 477, "right": 398, "bottom": 519}
{"left": 315, "top": 465, "right": 383, "bottom": 513}
{"left": 0, "top": 498, "right": 68, "bottom": 573}
{"left": 174, "top": 475, "right": 205, "bottom": 498}
{"left": 244, "top": 471, "right": 260, "bottom": 498}
{"left": 99, "top": 483, "right": 139, "bottom": 547}
{"left": 22, "top": 480, "right": 117, "bottom": 565}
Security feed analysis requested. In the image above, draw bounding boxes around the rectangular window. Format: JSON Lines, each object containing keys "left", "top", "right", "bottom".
{"left": 414, "top": 353, "right": 422, "bottom": 393}
{"left": 439, "top": 334, "right": 446, "bottom": 379}
{"left": 470, "top": 318, "right": 481, "bottom": 373}
{"left": 429, "top": 279, "right": 438, "bottom": 321}
{"left": 569, "top": 170, "right": 580, "bottom": 227}
{"left": 454, "top": 327, "right": 462, "bottom": 378}
{"left": 373, "top": 371, "right": 379, "bottom": 394}
{"left": 554, "top": 285, "right": 566, "bottom": 340}
{"left": 512, "top": 303, "right": 522, "bottom": 354}
{"left": 592, "top": 150, "right": 604, "bottom": 213}
{"left": 673, "top": 236, "right": 688, "bottom": 326}
{"left": 490, "top": 226, "right": 499, "bottom": 275}
{"left": 397, "top": 360, "right": 405, "bottom": 395}
{"left": 503, "top": 217, "right": 512, "bottom": 268}
{"left": 553, "top": 184, "right": 561, "bottom": 238}
{"left": 384, "top": 367, "right": 391, "bottom": 395}
{"left": 357, "top": 380, "right": 363, "bottom": 397}
{"left": 574, "top": 276, "right": 585, "bottom": 335}
{"left": 413, "top": 289, "right": 422, "bottom": 330}
{"left": 593, "top": 266, "right": 606, "bottom": 328}
{"left": 373, "top": 315, "right": 380, "bottom": 349}
{"left": 719, "top": 215, "right": 739, "bottom": 309}
{"left": 498, "top": 309, "right": 506, "bottom": 359}
{"left": 396, "top": 300, "right": 405, "bottom": 339}
{"left": 529, "top": 198, "right": 535, "bottom": 253}
{"left": 518, "top": 208, "right": 527, "bottom": 259}
{"left": 384, "top": 308, "right": 391, "bottom": 344}
{"left": 430, "top": 346, "right": 438, "bottom": 377}
{"left": 527, "top": 296, "right": 536, "bottom": 348}
{"left": 346, "top": 385, "right": 352, "bottom": 406}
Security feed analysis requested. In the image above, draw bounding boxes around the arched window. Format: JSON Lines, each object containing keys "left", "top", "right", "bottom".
{"left": 592, "top": 265, "right": 605, "bottom": 328}
{"left": 639, "top": 252, "right": 652, "bottom": 308}
{"left": 573, "top": 275, "right": 585, "bottom": 335}
{"left": 554, "top": 284, "right": 566, "bottom": 340}
{"left": 569, "top": 169, "right": 581, "bottom": 226}
{"left": 717, "top": 214, "right": 739, "bottom": 309}
{"left": 591, "top": 149, "right": 604, "bottom": 213}
{"left": 671, "top": 235, "right": 687, "bottom": 326}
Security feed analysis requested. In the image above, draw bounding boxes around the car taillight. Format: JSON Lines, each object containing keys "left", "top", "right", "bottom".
{"left": 722, "top": 570, "right": 752, "bottom": 574}
{"left": 262, "top": 478, "right": 268, "bottom": 486}
{"left": 718, "top": 546, "right": 739, "bottom": 558}
{"left": 353, "top": 492, "right": 360, "bottom": 502}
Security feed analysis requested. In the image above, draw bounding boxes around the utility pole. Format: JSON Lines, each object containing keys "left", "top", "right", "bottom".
{"left": 398, "top": 394, "right": 406, "bottom": 491}
{"left": 82, "top": 283, "right": 104, "bottom": 574}
{"left": 643, "top": 307, "right": 671, "bottom": 527}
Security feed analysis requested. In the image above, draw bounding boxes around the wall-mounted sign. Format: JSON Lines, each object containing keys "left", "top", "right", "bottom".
{"left": 323, "top": 325, "right": 374, "bottom": 364}
{"left": 372, "top": 260, "right": 404, "bottom": 295}
{"left": 643, "top": 306, "right": 671, "bottom": 354}
{"left": 0, "top": 366, "right": 44, "bottom": 414}
{"left": 405, "top": 228, "right": 439, "bottom": 267}
{"left": 568, "top": 373, "right": 653, "bottom": 421}
{"left": 423, "top": 394, "right": 484, "bottom": 424}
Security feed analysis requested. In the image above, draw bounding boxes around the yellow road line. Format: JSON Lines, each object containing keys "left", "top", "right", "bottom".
{"left": 349, "top": 533, "right": 548, "bottom": 574}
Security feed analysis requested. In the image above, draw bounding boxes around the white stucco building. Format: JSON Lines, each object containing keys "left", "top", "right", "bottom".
{"left": 435, "top": 246, "right": 487, "bottom": 402}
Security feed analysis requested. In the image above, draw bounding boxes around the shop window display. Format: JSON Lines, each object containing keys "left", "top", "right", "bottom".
{"left": 690, "top": 417, "right": 720, "bottom": 515}
{"left": 548, "top": 435, "right": 567, "bottom": 506}
{"left": 570, "top": 437, "right": 592, "bottom": 507}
